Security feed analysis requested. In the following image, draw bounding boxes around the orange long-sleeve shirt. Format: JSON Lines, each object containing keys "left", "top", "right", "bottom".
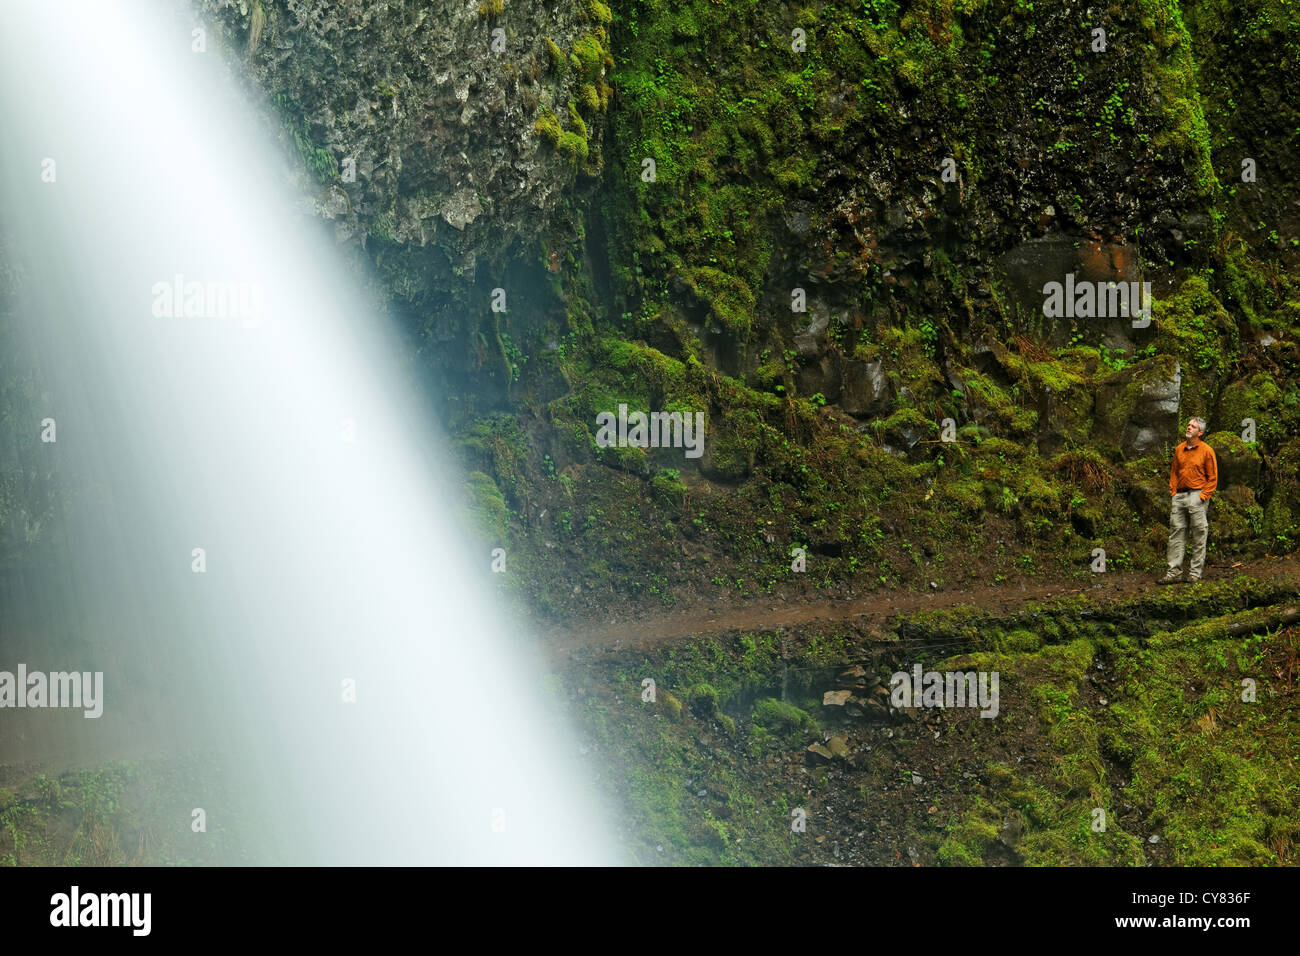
{"left": 1169, "top": 440, "right": 1218, "bottom": 500}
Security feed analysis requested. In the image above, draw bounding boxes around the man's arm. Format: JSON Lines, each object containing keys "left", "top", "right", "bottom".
{"left": 1200, "top": 447, "right": 1218, "bottom": 501}
{"left": 1169, "top": 449, "right": 1179, "bottom": 496}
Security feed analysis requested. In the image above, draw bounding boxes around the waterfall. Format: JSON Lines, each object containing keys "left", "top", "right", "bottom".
{"left": 0, "top": 0, "right": 614, "bottom": 865}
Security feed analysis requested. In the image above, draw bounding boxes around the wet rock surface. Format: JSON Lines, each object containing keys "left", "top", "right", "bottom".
{"left": 198, "top": 0, "right": 608, "bottom": 274}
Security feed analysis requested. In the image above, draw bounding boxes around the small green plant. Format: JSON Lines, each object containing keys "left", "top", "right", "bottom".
{"left": 689, "top": 683, "right": 721, "bottom": 718}
{"left": 499, "top": 332, "right": 525, "bottom": 381}
{"left": 753, "top": 698, "right": 815, "bottom": 734}
{"left": 918, "top": 318, "right": 938, "bottom": 348}
{"left": 33, "top": 774, "right": 62, "bottom": 807}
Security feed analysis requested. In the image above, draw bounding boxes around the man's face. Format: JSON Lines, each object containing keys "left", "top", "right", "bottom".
{"left": 1185, "top": 420, "right": 1200, "bottom": 442}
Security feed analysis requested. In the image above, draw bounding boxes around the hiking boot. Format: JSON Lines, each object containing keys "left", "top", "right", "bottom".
{"left": 1187, "top": 574, "right": 1202, "bottom": 584}
{"left": 1156, "top": 570, "right": 1183, "bottom": 585}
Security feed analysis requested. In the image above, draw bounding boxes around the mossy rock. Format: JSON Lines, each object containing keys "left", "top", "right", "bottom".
{"left": 1153, "top": 276, "right": 1238, "bottom": 414}
{"left": 463, "top": 471, "right": 509, "bottom": 541}
{"left": 1001, "top": 628, "right": 1043, "bottom": 653}
{"left": 570, "top": 34, "right": 605, "bottom": 82}
{"left": 599, "top": 442, "right": 650, "bottom": 477}
{"left": 567, "top": 102, "right": 588, "bottom": 140}
{"left": 703, "top": 410, "right": 760, "bottom": 481}
{"left": 556, "top": 130, "right": 589, "bottom": 163}
{"left": 876, "top": 405, "right": 937, "bottom": 452}
{"left": 1094, "top": 354, "right": 1182, "bottom": 459}
{"left": 578, "top": 83, "right": 600, "bottom": 114}
{"left": 544, "top": 37, "right": 566, "bottom": 74}
{"left": 688, "top": 683, "right": 720, "bottom": 718}
{"left": 946, "top": 476, "right": 987, "bottom": 514}
{"left": 1209, "top": 486, "right": 1264, "bottom": 551}
{"left": 1204, "top": 431, "right": 1261, "bottom": 490}
{"left": 1018, "top": 473, "right": 1063, "bottom": 514}
{"left": 1214, "top": 373, "right": 1285, "bottom": 453}
{"left": 534, "top": 109, "right": 562, "bottom": 145}
{"left": 650, "top": 468, "right": 689, "bottom": 508}
{"left": 1263, "top": 437, "right": 1300, "bottom": 546}
{"left": 752, "top": 698, "right": 814, "bottom": 733}
{"left": 974, "top": 436, "right": 1029, "bottom": 463}
{"left": 660, "top": 689, "right": 683, "bottom": 719}
{"left": 682, "top": 266, "right": 755, "bottom": 338}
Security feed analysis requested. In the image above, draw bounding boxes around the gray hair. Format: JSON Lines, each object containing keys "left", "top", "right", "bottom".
{"left": 1189, "top": 416, "right": 1207, "bottom": 435}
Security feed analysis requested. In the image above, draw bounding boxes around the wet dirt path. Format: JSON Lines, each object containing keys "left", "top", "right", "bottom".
{"left": 545, "top": 554, "right": 1300, "bottom": 658}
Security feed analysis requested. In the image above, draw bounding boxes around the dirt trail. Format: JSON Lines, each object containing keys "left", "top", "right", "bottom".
{"left": 546, "top": 554, "right": 1300, "bottom": 658}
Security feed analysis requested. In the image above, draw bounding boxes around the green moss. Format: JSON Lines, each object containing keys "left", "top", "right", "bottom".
{"left": 533, "top": 103, "right": 591, "bottom": 165}
{"left": 571, "top": 34, "right": 605, "bottom": 82}
{"left": 1002, "top": 628, "right": 1043, "bottom": 653}
{"left": 651, "top": 468, "right": 688, "bottom": 508}
{"left": 1154, "top": 275, "right": 1237, "bottom": 373}
{"left": 660, "top": 689, "right": 683, "bottom": 719}
{"left": 752, "top": 698, "right": 814, "bottom": 733}
{"left": 533, "top": 108, "right": 562, "bottom": 145}
{"left": 946, "top": 476, "right": 987, "bottom": 514}
{"left": 710, "top": 409, "right": 761, "bottom": 480}
{"left": 568, "top": 102, "right": 588, "bottom": 141}
{"left": 682, "top": 267, "right": 754, "bottom": 337}
{"left": 544, "top": 37, "right": 567, "bottom": 75}
{"left": 688, "top": 682, "right": 720, "bottom": 718}
{"left": 1106, "top": 605, "right": 1300, "bottom": 864}
{"left": 937, "top": 801, "right": 1001, "bottom": 866}
{"left": 578, "top": 83, "right": 601, "bottom": 114}
{"left": 559, "top": 131, "right": 589, "bottom": 163}
{"left": 464, "top": 471, "right": 509, "bottom": 541}
{"left": 1215, "top": 372, "right": 1286, "bottom": 453}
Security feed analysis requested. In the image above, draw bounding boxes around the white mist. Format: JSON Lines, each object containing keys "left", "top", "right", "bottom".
{"left": 0, "top": 0, "right": 616, "bottom": 864}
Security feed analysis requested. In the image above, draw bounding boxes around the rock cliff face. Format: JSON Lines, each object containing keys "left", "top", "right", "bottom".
{"left": 200, "top": 0, "right": 610, "bottom": 267}
{"left": 194, "top": 0, "right": 613, "bottom": 409}
{"left": 96, "top": 2, "right": 1300, "bottom": 614}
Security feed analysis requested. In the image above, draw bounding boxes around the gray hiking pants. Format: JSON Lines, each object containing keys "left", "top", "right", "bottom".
{"left": 1167, "top": 491, "right": 1209, "bottom": 578}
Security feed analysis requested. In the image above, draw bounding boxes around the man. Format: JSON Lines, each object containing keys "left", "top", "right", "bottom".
{"left": 1158, "top": 417, "right": 1217, "bottom": 584}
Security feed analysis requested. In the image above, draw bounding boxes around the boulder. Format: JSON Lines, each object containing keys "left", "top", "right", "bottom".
{"left": 1095, "top": 356, "right": 1181, "bottom": 459}
{"left": 806, "top": 742, "right": 834, "bottom": 763}
{"left": 1215, "top": 373, "right": 1285, "bottom": 453}
{"left": 1211, "top": 485, "right": 1262, "bottom": 549}
{"left": 1264, "top": 438, "right": 1300, "bottom": 543}
{"left": 1130, "top": 476, "right": 1171, "bottom": 524}
{"left": 1204, "top": 431, "right": 1261, "bottom": 490}
{"left": 839, "top": 358, "right": 891, "bottom": 418}
{"left": 793, "top": 311, "right": 831, "bottom": 358}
